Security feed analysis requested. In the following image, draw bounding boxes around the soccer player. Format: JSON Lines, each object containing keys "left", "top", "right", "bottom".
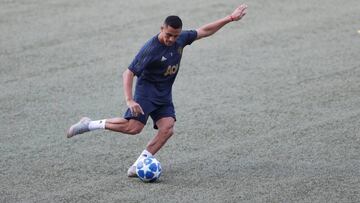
{"left": 66, "top": 4, "right": 247, "bottom": 177}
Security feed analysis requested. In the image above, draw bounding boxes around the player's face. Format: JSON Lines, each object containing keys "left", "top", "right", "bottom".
{"left": 160, "top": 25, "right": 182, "bottom": 46}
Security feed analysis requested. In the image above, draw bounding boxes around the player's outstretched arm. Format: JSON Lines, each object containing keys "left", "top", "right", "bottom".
{"left": 195, "top": 4, "right": 247, "bottom": 40}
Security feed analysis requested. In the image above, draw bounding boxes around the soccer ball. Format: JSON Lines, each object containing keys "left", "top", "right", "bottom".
{"left": 136, "top": 157, "right": 162, "bottom": 182}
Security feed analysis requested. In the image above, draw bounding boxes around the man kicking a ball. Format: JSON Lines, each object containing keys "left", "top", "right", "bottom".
{"left": 66, "top": 4, "right": 247, "bottom": 177}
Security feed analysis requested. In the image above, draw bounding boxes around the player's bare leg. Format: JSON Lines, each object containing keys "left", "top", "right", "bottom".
{"left": 66, "top": 117, "right": 144, "bottom": 138}
{"left": 105, "top": 117, "right": 144, "bottom": 135}
{"left": 127, "top": 117, "right": 175, "bottom": 177}
{"left": 146, "top": 117, "right": 175, "bottom": 155}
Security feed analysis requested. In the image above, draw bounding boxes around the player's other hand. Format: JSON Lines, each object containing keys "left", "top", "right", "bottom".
{"left": 126, "top": 100, "right": 144, "bottom": 117}
{"left": 230, "top": 4, "right": 247, "bottom": 21}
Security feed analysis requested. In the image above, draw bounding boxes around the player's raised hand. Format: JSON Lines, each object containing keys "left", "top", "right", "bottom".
{"left": 230, "top": 4, "right": 247, "bottom": 21}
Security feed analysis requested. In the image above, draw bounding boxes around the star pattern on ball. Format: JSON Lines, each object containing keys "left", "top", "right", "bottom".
{"left": 136, "top": 157, "right": 162, "bottom": 182}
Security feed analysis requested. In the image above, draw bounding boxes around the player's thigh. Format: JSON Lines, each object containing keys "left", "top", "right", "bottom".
{"left": 150, "top": 103, "right": 176, "bottom": 129}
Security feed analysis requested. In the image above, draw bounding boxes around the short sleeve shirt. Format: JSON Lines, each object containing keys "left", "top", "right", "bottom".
{"left": 128, "top": 30, "right": 197, "bottom": 104}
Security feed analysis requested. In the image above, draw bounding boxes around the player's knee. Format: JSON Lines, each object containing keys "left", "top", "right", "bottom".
{"left": 130, "top": 128, "right": 143, "bottom": 135}
{"left": 160, "top": 125, "right": 174, "bottom": 137}
{"left": 167, "top": 127, "right": 174, "bottom": 137}
{"left": 126, "top": 125, "right": 143, "bottom": 135}
{"left": 124, "top": 120, "right": 144, "bottom": 135}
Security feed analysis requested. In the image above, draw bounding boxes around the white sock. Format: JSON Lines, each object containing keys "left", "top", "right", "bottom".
{"left": 132, "top": 149, "right": 153, "bottom": 166}
{"left": 88, "top": 119, "right": 106, "bottom": 131}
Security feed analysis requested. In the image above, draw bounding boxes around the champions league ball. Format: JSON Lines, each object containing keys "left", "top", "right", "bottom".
{"left": 136, "top": 157, "right": 162, "bottom": 182}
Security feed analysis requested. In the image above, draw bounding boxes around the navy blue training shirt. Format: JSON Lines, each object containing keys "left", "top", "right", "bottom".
{"left": 129, "top": 30, "right": 198, "bottom": 105}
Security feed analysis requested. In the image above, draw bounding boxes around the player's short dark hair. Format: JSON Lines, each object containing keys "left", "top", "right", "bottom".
{"left": 164, "top": 15, "right": 182, "bottom": 29}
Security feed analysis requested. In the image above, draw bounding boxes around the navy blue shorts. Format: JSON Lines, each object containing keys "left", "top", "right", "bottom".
{"left": 124, "top": 99, "right": 176, "bottom": 129}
